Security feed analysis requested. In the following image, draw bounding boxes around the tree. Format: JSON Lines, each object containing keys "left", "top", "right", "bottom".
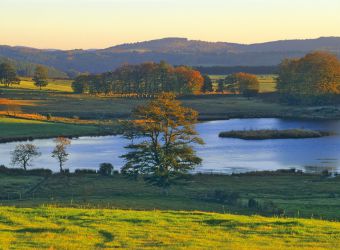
{"left": 51, "top": 137, "right": 71, "bottom": 172}
{"left": 11, "top": 144, "right": 41, "bottom": 171}
{"left": 224, "top": 73, "right": 259, "bottom": 98}
{"left": 99, "top": 163, "right": 114, "bottom": 176}
{"left": 202, "top": 74, "right": 213, "bottom": 93}
{"left": 217, "top": 79, "right": 225, "bottom": 93}
{"left": 0, "top": 63, "right": 20, "bottom": 87}
{"left": 277, "top": 51, "right": 340, "bottom": 104}
{"left": 121, "top": 93, "right": 204, "bottom": 193}
{"left": 33, "top": 66, "right": 48, "bottom": 90}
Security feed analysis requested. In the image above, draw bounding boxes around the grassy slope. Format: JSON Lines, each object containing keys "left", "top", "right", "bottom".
{"left": 0, "top": 117, "right": 100, "bottom": 139}
{"left": 3, "top": 173, "right": 340, "bottom": 220}
{"left": 0, "top": 206, "right": 340, "bottom": 250}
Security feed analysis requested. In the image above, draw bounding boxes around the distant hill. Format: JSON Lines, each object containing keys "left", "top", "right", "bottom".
{"left": 1, "top": 37, "right": 340, "bottom": 75}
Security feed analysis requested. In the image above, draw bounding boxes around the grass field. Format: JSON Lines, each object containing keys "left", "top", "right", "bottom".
{"left": 15, "top": 77, "right": 73, "bottom": 92}
{"left": 1, "top": 87, "right": 330, "bottom": 121}
{"left": 209, "top": 74, "right": 277, "bottom": 93}
{"left": 0, "top": 206, "right": 340, "bottom": 249}
{"left": 2, "top": 173, "right": 340, "bottom": 220}
{"left": 0, "top": 117, "right": 101, "bottom": 140}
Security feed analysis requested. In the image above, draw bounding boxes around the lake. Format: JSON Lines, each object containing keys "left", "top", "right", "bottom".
{"left": 1, "top": 118, "right": 340, "bottom": 174}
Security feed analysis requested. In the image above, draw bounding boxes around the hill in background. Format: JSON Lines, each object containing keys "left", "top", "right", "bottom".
{"left": 1, "top": 37, "right": 340, "bottom": 76}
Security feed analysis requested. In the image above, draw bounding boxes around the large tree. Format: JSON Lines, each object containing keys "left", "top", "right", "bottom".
{"left": 277, "top": 51, "right": 340, "bottom": 103}
{"left": 224, "top": 72, "right": 259, "bottom": 97}
{"left": 51, "top": 137, "right": 71, "bottom": 172}
{"left": 11, "top": 144, "right": 41, "bottom": 171}
{"left": 33, "top": 66, "right": 48, "bottom": 90}
{"left": 0, "top": 63, "right": 20, "bottom": 87}
{"left": 121, "top": 93, "right": 204, "bottom": 193}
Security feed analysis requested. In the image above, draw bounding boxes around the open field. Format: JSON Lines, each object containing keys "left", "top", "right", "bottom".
{"left": 0, "top": 117, "right": 101, "bottom": 141}
{"left": 1, "top": 206, "right": 340, "bottom": 249}
{"left": 209, "top": 74, "right": 277, "bottom": 93}
{"left": 2, "top": 172, "right": 340, "bottom": 220}
{"left": 2, "top": 87, "right": 339, "bottom": 121}
{"left": 15, "top": 77, "right": 73, "bottom": 92}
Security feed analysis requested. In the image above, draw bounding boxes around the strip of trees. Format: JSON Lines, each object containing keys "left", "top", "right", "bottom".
{"left": 217, "top": 72, "right": 260, "bottom": 97}
{"left": 72, "top": 61, "right": 206, "bottom": 96}
{"left": 277, "top": 51, "right": 340, "bottom": 104}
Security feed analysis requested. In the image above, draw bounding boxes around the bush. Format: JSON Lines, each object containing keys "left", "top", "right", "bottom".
{"left": 0, "top": 165, "right": 52, "bottom": 176}
{"left": 98, "top": 163, "right": 114, "bottom": 176}
{"left": 248, "top": 198, "right": 260, "bottom": 209}
{"left": 46, "top": 113, "right": 52, "bottom": 120}
{"left": 74, "top": 169, "right": 97, "bottom": 175}
{"left": 206, "top": 190, "right": 240, "bottom": 205}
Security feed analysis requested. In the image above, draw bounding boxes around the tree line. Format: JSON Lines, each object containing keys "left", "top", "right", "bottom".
{"left": 72, "top": 62, "right": 207, "bottom": 96}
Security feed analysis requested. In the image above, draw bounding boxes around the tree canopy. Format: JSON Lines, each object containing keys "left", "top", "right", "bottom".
{"left": 0, "top": 63, "right": 20, "bottom": 87}
{"left": 277, "top": 51, "right": 340, "bottom": 103}
{"left": 11, "top": 144, "right": 41, "bottom": 171}
{"left": 33, "top": 66, "right": 49, "bottom": 90}
{"left": 219, "top": 72, "right": 259, "bottom": 97}
{"left": 120, "top": 93, "right": 204, "bottom": 192}
{"left": 72, "top": 62, "right": 204, "bottom": 96}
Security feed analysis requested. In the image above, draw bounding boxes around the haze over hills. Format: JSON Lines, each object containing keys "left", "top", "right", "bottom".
{"left": 1, "top": 37, "right": 340, "bottom": 76}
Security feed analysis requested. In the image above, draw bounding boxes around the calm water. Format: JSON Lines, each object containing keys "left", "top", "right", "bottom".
{"left": 1, "top": 118, "right": 340, "bottom": 174}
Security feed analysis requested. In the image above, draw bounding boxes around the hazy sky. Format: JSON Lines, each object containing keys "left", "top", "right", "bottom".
{"left": 1, "top": 0, "right": 340, "bottom": 49}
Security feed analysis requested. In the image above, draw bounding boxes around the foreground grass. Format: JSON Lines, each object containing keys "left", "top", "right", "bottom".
{"left": 0, "top": 206, "right": 340, "bottom": 249}
{"left": 0, "top": 117, "right": 101, "bottom": 141}
{"left": 2, "top": 173, "right": 340, "bottom": 220}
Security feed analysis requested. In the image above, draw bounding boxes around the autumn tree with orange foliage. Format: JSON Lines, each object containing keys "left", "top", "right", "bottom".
{"left": 120, "top": 93, "right": 204, "bottom": 193}
{"left": 277, "top": 51, "right": 340, "bottom": 104}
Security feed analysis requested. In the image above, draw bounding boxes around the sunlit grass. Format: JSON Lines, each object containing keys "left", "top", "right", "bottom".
{"left": 0, "top": 206, "right": 339, "bottom": 249}
{"left": 14, "top": 77, "right": 73, "bottom": 92}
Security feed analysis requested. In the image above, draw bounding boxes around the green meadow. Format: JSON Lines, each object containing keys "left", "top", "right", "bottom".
{"left": 1, "top": 206, "right": 340, "bottom": 249}
{"left": 0, "top": 117, "right": 100, "bottom": 140}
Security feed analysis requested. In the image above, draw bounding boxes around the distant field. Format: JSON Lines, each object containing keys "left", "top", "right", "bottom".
{"left": 0, "top": 117, "right": 100, "bottom": 140}
{"left": 0, "top": 206, "right": 340, "bottom": 249}
{"left": 15, "top": 77, "right": 73, "bottom": 92}
{"left": 209, "top": 74, "right": 277, "bottom": 93}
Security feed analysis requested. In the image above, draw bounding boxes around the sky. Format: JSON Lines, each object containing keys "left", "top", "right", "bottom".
{"left": 1, "top": 0, "right": 340, "bottom": 50}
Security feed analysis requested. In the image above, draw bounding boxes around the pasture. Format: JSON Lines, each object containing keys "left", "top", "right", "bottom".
{"left": 0, "top": 117, "right": 101, "bottom": 141}
{"left": 0, "top": 206, "right": 340, "bottom": 249}
{"left": 15, "top": 77, "right": 73, "bottom": 92}
{"left": 2, "top": 173, "right": 340, "bottom": 220}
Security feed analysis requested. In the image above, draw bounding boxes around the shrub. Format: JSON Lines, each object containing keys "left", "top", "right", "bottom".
{"left": 46, "top": 113, "right": 52, "bottom": 120}
{"left": 248, "top": 198, "right": 260, "bottom": 209}
{"left": 74, "top": 169, "right": 97, "bottom": 175}
{"left": 98, "top": 163, "right": 114, "bottom": 176}
{"left": 0, "top": 165, "right": 52, "bottom": 176}
{"left": 206, "top": 190, "right": 240, "bottom": 205}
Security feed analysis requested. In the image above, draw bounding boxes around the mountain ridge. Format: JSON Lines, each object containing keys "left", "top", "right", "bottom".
{"left": 1, "top": 37, "right": 340, "bottom": 75}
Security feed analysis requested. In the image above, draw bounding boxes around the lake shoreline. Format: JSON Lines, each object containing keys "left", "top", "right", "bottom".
{"left": 2, "top": 116, "right": 340, "bottom": 144}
